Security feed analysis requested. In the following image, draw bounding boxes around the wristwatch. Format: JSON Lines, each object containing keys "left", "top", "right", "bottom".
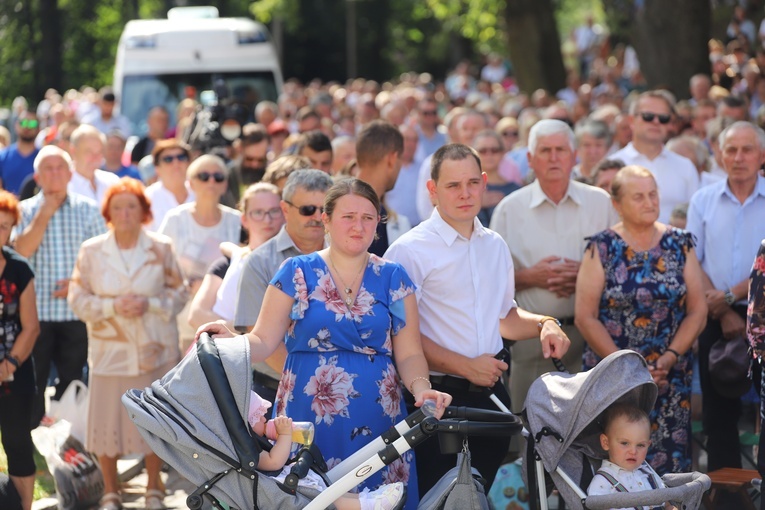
{"left": 723, "top": 289, "right": 736, "bottom": 306}
{"left": 538, "top": 316, "right": 562, "bottom": 333}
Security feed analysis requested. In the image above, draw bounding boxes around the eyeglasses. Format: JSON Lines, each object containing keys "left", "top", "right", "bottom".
{"left": 247, "top": 207, "right": 282, "bottom": 221}
{"left": 160, "top": 153, "right": 190, "bottom": 164}
{"left": 477, "top": 147, "right": 503, "bottom": 155}
{"left": 195, "top": 171, "right": 227, "bottom": 183}
{"left": 501, "top": 131, "right": 519, "bottom": 137}
{"left": 284, "top": 200, "right": 323, "bottom": 216}
{"left": 19, "top": 119, "right": 39, "bottom": 129}
{"left": 639, "top": 112, "right": 671, "bottom": 124}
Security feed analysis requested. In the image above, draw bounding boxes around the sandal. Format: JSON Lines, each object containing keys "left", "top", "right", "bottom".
{"left": 145, "top": 488, "right": 167, "bottom": 510}
{"left": 98, "top": 492, "right": 122, "bottom": 510}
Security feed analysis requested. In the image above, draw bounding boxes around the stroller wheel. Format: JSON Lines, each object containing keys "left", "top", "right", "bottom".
{"left": 186, "top": 494, "right": 203, "bottom": 510}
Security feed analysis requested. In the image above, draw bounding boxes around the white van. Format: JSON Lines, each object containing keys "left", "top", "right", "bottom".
{"left": 114, "top": 6, "right": 283, "bottom": 136}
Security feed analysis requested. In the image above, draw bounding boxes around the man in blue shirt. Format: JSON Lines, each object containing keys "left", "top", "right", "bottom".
{"left": 0, "top": 112, "right": 40, "bottom": 195}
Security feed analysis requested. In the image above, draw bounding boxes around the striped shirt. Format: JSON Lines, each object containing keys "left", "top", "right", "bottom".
{"left": 13, "top": 192, "right": 107, "bottom": 321}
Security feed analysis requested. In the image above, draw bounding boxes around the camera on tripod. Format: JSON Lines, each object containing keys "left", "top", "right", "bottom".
{"left": 184, "top": 78, "right": 249, "bottom": 158}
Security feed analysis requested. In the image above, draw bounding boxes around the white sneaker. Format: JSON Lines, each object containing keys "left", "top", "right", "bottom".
{"left": 359, "top": 482, "right": 405, "bottom": 510}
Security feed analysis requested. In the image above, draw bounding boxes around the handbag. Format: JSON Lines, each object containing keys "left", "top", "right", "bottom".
{"left": 417, "top": 448, "right": 490, "bottom": 510}
{"left": 48, "top": 380, "right": 89, "bottom": 443}
{"left": 31, "top": 420, "right": 104, "bottom": 510}
{"left": 709, "top": 335, "right": 752, "bottom": 399}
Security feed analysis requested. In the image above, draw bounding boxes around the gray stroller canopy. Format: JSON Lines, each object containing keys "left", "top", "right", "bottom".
{"left": 523, "top": 349, "right": 657, "bottom": 474}
{"left": 123, "top": 335, "right": 323, "bottom": 510}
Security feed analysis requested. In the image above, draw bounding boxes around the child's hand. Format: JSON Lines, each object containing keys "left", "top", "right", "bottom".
{"left": 273, "top": 415, "right": 293, "bottom": 436}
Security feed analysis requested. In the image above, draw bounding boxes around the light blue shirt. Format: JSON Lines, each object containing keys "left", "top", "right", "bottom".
{"left": 686, "top": 176, "right": 765, "bottom": 294}
{"left": 386, "top": 159, "right": 422, "bottom": 227}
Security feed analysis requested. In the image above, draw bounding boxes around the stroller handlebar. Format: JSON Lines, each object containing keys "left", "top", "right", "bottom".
{"left": 441, "top": 405, "right": 522, "bottom": 423}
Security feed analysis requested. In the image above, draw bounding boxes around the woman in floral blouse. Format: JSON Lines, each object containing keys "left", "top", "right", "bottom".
{"left": 198, "top": 178, "right": 451, "bottom": 509}
{"left": 747, "top": 240, "right": 765, "bottom": 483}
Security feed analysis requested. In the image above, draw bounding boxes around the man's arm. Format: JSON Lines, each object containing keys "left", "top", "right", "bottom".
{"left": 14, "top": 194, "right": 64, "bottom": 258}
{"left": 420, "top": 334, "right": 506, "bottom": 388}
{"left": 500, "top": 307, "right": 571, "bottom": 359}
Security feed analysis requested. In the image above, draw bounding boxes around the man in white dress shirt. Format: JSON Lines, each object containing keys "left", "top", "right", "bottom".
{"left": 611, "top": 90, "right": 698, "bottom": 223}
{"left": 385, "top": 143, "right": 570, "bottom": 494}
{"left": 66, "top": 125, "right": 120, "bottom": 205}
{"left": 491, "top": 119, "right": 617, "bottom": 413}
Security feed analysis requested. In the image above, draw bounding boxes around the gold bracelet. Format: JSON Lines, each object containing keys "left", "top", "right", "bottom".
{"left": 409, "top": 376, "right": 432, "bottom": 394}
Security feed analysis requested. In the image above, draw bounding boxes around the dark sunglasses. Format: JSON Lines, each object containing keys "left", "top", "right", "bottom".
{"left": 285, "top": 200, "right": 323, "bottom": 216}
{"left": 160, "top": 153, "right": 189, "bottom": 164}
{"left": 196, "top": 171, "right": 226, "bottom": 183}
{"left": 639, "top": 112, "right": 671, "bottom": 124}
{"left": 501, "top": 131, "right": 519, "bottom": 137}
{"left": 19, "top": 119, "right": 39, "bottom": 129}
{"left": 477, "top": 147, "right": 503, "bottom": 155}
{"left": 420, "top": 110, "right": 438, "bottom": 116}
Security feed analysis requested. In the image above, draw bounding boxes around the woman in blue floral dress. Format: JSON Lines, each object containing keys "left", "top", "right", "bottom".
{"left": 199, "top": 178, "right": 451, "bottom": 509}
{"left": 575, "top": 166, "right": 707, "bottom": 475}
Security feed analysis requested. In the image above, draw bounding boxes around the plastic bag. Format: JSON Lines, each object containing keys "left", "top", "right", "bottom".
{"left": 48, "top": 380, "right": 88, "bottom": 443}
{"left": 31, "top": 420, "right": 104, "bottom": 510}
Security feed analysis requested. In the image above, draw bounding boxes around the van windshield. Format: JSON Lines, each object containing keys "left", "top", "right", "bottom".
{"left": 121, "top": 71, "right": 278, "bottom": 137}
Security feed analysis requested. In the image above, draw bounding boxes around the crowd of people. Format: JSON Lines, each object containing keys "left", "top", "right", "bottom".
{"left": 4, "top": 13, "right": 765, "bottom": 508}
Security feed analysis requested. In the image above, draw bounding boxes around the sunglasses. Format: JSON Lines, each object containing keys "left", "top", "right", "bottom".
{"left": 639, "top": 112, "right": 671, "bottom": 124}
{"left": 477, "top": 147, "right": 503, "bottom": 155}
{"left": 285, "top": 200, "right": 323, "bottom": 216}
{"left": 247, "top": 207, "right": 282, "bottom": 221}
{"left": 196, "top": 171, "right": 227, "bottom": 183}
{"left": 420, "top": 110, "right": 438, "bottom": 116}
{"left": 160, "top": 153, "right": 190, "bottom": 164}
{"left": 501, "top": 131, "right": 519, "bottom": 137}
{"left": 19, "top": 119, "right": 39, "bottom": 129}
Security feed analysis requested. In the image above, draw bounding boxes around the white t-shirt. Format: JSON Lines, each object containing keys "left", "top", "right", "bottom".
{"left": 144, "top": 181, "right": 196, "bottom": 231}
{"left": 212, "top": 248, "right": 246, "bottom": 321}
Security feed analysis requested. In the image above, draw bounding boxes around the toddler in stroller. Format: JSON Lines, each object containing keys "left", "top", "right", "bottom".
{"left": 522, "top": 350, "right": 710, "bottom": 510}
{"left": 587, "top": 404, "right": 672, "bottom": 509}
{"left": 246, "top": 389, "right": 405, "bottom": 510}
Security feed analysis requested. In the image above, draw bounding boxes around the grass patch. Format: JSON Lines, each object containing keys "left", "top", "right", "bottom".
{"left": 0, "top": 431, "right": 56, "bottom": 500}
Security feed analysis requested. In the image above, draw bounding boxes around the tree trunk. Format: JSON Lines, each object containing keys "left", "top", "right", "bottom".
{"left": 38, "top": 0, "right": 63, "bottom": 98}
{"left": 627, "top": 0, "right": 710, "bottom": 98}
{"left": 504, "top": 0, "right": 567, "bottom": 94}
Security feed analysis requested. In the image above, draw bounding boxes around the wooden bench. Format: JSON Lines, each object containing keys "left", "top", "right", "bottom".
{"left": 702, "top": 468, "right": 759, "bottom": 510}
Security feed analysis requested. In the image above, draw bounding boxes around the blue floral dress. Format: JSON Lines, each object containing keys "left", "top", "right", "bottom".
{"left": 270, "top": 252, "right": 418, "bottom": 507}
{"left": 582, "top": 228, "right": 694, "bottom": 475}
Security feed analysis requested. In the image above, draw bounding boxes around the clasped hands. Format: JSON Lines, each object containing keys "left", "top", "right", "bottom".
{"left": 530, "top": 256, "right": 580, "bottom": 299}
{"left": 114, "top": 294, "right": 149, "bottom": 318}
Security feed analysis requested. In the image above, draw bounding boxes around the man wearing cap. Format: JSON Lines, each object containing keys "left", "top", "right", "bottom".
{"left": 81, "top": 87, "right": 132, "bottom": 137}
{"left": 0, "top": 111, "right": 40, "bottom": 196}
{"left": 267, "top": 119, "right": 290, "bottom": 158}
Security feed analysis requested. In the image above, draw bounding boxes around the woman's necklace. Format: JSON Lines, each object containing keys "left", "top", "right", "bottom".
{"left": 328, "top": 251, "right": 368, "bottom": 306}
{"left": 623, "top": 226, "right": 659, "bottom": 252}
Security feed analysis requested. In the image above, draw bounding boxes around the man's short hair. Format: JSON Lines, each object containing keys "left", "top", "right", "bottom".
{"left": 34, "top": 145, "right": 74, "bottom": 173}
{"left": 281, "top": 168, "right": 334, "bottom": 202}
{"left": 99, "top": 86, "right": 116, "bottom": 102}
{"left": 254, "top": 100, "right": 278, "bottom": 118}
{"left": 430, "top": 143, "right": 481, "bottom": 181}
{"left": 331, "top": 135, "right": 355, "bottom": 152}
{"left": 70, "top": 124, "right": 106, "bottom": 148}
{"left": 528, "top": 119, "right": 575, "bottom": 154}
{"left": 720, "top": 95, "right": 747, "bottom": 111}
{"left": 239, "top": 123, "right": 270, "bottom": 147}
{"left": 296, "top": 130, "right": 332, "bottom": 155}
{"left": 574, "top": 119, "right": 612, "bottom": 146}
{"left": 355, "top": 120, "right": 404, "bottom": 167}
{"left": 591, "top": 158, "right": 626, "bottom": 184}
{"left": 628, "top": 90, "right": 676, "bottom": 116}
{"left": 719, "top": 121, "right": 765, "bottom": 149}
{"left": 296, "top": 107, "right": 320, "bottom": 123}
{"left": 262, "top": 155, "right": 312, "bottom": 186}
{"left": 151, "top": 139, "right": 191, "bottom": 166}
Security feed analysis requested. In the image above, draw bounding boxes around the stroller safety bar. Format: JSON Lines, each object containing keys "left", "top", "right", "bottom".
{"left": 582, "top": 472, "right": 711, "bottom": 510}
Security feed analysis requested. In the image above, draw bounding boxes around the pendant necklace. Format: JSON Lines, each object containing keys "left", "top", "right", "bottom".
{"left": 329, "top": 251, "right": 368, "bottom": 306}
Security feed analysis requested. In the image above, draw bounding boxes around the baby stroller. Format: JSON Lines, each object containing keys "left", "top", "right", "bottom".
{"left": 521, "top": 350, "right": 711, "bottom": 510}
{"left": 123, "top": 333, "right": 523, "bottom": 510}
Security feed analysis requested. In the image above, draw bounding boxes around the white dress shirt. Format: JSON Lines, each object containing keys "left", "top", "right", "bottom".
{"left": 611, "top": 143, "right": 699, "bottom": 223}
{"left": 490, "top": 179, "right": 618, "bottom": 318}
{"left": 384, "top": 208, "right": 516, "bottom": 367}
{"left": 144, "top": 181, "right": 196, "bottom": 231}
{"left": 687, "top": 176, "right": 765, "bottom": 298}
{"left": 67, "top": 169, "right": 121, "bottom": 205}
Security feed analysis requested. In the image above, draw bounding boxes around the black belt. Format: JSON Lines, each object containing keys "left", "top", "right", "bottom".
{"left": 430, "top": 375, "right": 495, "bottom": 393}
{"left": 252, "top": 370, "right": 280, "bottom": 392}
